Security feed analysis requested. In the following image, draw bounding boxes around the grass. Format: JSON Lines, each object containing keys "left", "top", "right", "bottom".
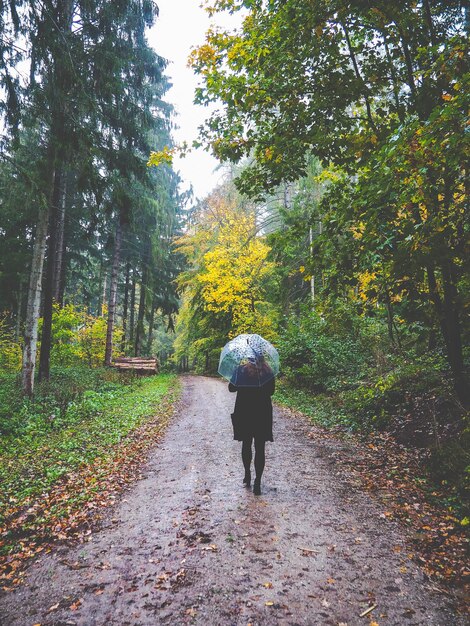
{"left": 0, "top": 372, "right": 179, "bottom": 523}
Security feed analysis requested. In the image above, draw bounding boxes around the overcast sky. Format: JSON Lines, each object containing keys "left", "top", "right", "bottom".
{"left": 148, "top": 1, "right": 241, "bottom": 201}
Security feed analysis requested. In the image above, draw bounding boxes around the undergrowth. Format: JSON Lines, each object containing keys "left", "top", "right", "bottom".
{"left": 274, "top": 359, "right": 470, "bottom": 515}
{"left": 0, "top": 370, "right": 178, "bottom": 524}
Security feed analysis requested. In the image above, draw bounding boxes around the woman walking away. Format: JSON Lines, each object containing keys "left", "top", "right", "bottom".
{"left": 218, "top": 333, "right": 280, "bottom": 496}
{"left": 229, "top": 362, "right": 275, "bottom": 495}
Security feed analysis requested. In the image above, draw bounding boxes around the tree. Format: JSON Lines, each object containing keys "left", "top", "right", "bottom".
{"left": 191, "top": 0, "right": 470, "bottom": 402}
{"left": 174, "top": 182, "right": 277, "bottom": 371}
{"left": 0, "top": 1, "right": 181, "bottom": 392}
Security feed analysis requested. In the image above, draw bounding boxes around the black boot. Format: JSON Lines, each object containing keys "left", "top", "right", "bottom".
{"left": 253, "top": 479, "right": 261, "bottom": 496}
{"left": 243, "top": 471, "right": 251, "bottom": 487}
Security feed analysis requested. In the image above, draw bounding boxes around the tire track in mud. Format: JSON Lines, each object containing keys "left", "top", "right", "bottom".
{"left": 0, "top": 376, "right": 463, "bottom": 625}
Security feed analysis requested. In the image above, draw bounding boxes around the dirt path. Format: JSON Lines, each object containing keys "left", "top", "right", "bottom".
{"left": 0, "top": 376, "right": 463, "bottom": 626}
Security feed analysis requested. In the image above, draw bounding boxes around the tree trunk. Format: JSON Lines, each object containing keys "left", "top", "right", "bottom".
{"left": 121, "top": 260, "right": 131, "bottom": 353}
{"left": 53, "top": 174, "right": 67, "bottom": 301}
{"left": 146, "top": 295, "right": 156, "bottom": 355}
{"left": 134, "top": 274, "right": 147, "bottom": 357}
{"left": 38, "top": 166, "right": 63, "bottom": 382}
{"left": 440, "top": 261, "right": 468, "bottom": 405}
{"left": 22, "top": 202, "right": 49, "bottom": 396}
{"left": 37, "top": 0, "right": 75, "bottom": 381}
{"left": 101, "top": 271, "right": 108, "bottom": 316}
{"left": 105, "top": 219, "right": 123, "bottom": 366}
{"left": 427, "top": 263, "right": 468, "bottom": 406}
{"left": 129, "top": 276, "right": 136, "bottom": 349}
{"left": 15, "top": 279, "right": 24, "bottom": 342}
{"left": 422, "top": 0, "right": 437, "bottom": 46}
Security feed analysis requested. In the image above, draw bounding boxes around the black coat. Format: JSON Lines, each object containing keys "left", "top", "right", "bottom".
{"left": 229, "top": 378, "right": 275, "bottom": 442}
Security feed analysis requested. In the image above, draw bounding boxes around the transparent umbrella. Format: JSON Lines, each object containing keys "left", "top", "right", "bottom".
{"left": 218, "top": 333, "right": 280, "bottom": 387}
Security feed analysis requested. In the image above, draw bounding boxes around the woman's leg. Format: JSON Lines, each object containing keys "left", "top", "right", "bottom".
{"left": 241, "top": 438, "right": 253, "bottom": 485}
{"left": 253, "top": 438, "right": 266, "bottom": 495}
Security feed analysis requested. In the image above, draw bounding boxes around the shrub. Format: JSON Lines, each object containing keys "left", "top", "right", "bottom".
{"left": 0, "top": 316, "right": 22, "bottom": 372}
{"left": 278, "top": 308, "right": 369, "bottom": 391}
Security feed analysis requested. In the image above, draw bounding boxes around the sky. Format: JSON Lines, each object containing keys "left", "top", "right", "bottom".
{"left": 148, "top": 1, "right": 241, "bottom": 201}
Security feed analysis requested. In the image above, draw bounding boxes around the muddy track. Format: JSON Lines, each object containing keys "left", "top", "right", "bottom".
{"left": 0, "top": 376, "right": 462, "bottom": 625}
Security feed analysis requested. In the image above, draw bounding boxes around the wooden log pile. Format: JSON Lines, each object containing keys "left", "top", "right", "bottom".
{"left": 110, "top": 356, "right": 159, "bottom": 375}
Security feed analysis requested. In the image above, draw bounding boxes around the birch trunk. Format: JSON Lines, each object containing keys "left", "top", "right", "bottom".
{"left": 22, "top": 203, "right": 49, "bottom": 396}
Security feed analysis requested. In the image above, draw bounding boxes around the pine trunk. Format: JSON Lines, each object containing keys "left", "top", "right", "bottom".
{"left": 146, "top": 295, "right": 156, "bottom": 355}
{"left": 53, "top": 174, "right": 67, "bottom": 301}
{"left": 129, "top": 277, "right": 136, "bottom": 348}
{"left": 134, "top": 274, "right": 147, "bottom": 357}
{"left": 105, "top": 220, "right": 123, "bottom": 366}
{"left": 121, "top": 261, "right": 131, "bottom": 353}
{"left": 38, "top": 166, "right": 63, "bottom": 382}
{"left": 15, "top": 279, "right": 24, "bottom": 342}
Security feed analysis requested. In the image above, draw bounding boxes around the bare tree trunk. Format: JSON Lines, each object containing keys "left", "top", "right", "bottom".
{"left": 440, "top": 260, "right": 468, "bottom": 405}
{"left": 134, "top": 272, "right": 147, "bottom": 357}
{"left": 422, "top": 0, "right": 437, "bottom": 46}
{"left": 37, "top": 0, "right": 74, "bottom": 382}
{"left": 53, "top": 174, "right": 67, "bottom": 301}
{"left": 121, "top": 260, "right": 131, "bottom": 353}
{"left": 15, "top": 279, "right": 24, "bottom": 342}
{"left": 38, "top": 166, "right": 63, "bottom": 382}
{"left": 22, "top": 203, "right": 49, "bottom": 396}
{"left": 129, "top": 276, "right": 136, "bottom": 349}
{"left": 427, "top": 263, "right": 468, "bottom": 405}
{"left": 105, "top": 220, "right": 123, "bottom": 366}
{"left": 101, "top": 271, "right": 108, "bottom": 316}
{"left": 146, "top": 295, "right": 156, "bottom": 355}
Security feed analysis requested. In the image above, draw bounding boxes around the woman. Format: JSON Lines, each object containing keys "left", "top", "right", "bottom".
{"left": 229, "top": 363, "right": 275, "bottom": 495}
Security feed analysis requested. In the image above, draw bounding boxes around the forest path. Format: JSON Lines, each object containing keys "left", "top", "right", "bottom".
{"left": 0, "top": 376, "right": 462, "bottom": 626}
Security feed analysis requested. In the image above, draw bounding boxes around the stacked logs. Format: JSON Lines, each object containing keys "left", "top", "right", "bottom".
{"left": 111, "top": 357, "right": 159, "bottom": 375}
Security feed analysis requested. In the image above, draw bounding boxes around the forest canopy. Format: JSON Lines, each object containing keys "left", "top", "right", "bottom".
{"left": 189, "top": 0, "right": 469, "bottom": 404}
{"left": 0, "top": 0, "right": 183, "bottom": 394}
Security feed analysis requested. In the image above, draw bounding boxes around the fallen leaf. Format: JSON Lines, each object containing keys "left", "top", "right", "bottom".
{"left": 70, "top": 598, "right": 83, "bottom": 611}
{"left": 48, "top": 603, "right": 60, "bottom": 612}
{"left": 265, "top": 601, "right": 274, "bottom": 607}
{"left": 263, "top": 582, "right": 273, "bottom": 588}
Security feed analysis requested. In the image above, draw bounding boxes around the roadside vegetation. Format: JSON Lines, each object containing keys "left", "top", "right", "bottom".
{"left": 0, "top": 364, "right": 179, "bottom": 588}
{"left": 0, "top": 0, "right": 468, "bottom": 596}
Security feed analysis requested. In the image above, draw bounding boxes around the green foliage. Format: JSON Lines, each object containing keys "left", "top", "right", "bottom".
{"left": 36, "top": 303, "right": 123, "bottom": 368}
{"left": 276, "top": 338, "right": 469, "bottom": 507}
{"left": 47, "top": 304, "right": 85, "bottom": 366}
{"left": 0, "top": 373, "right": 178, "bottom": 515}
{"left": 278, "top": 303, "right": 391, "bottom": 391}
{"left": 173, "top": 181, "right": 278, "bottom": 372}
{"left": 0, "top": 317, "right": 21, "bottom": 372}
{"left": 0, "top": 366, "right": 129, "bottom": 437}
{"left": 191, "top": 0, "right": 469, "bottom": 403}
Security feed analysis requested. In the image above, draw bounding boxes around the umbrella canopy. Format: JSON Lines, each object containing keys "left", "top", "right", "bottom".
{"left": 218, "top": 333, "right": 280, "bottom": 387}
